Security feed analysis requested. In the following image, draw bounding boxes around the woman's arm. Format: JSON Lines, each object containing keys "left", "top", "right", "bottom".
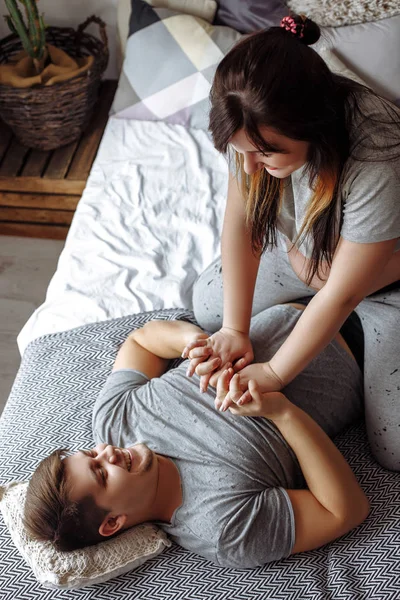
{"left": 287, "top": 238, "right": 400, "bottom": 295}
{"left": 184, "top": 172, "right": 260, "bottom": 390}
{"left": 268, "top": 236, "right": 398, "bottom": 387}
{"left": 221, "top": 172, "right": 261, "bottom": 333}
{"left": 224, "top": 375, "right": 370, "bottom": 553}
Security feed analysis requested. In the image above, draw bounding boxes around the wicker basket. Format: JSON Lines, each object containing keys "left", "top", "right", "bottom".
{"left": 0, "top": 16, "right": 109, "bottom": 151}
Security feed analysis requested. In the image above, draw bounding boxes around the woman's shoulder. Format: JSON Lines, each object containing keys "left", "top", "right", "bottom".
{"left": 346, "top": 90, "right": 400, "bottom": 163}
{"left": 348, "top": 90, "right": 400, "bottom": 126}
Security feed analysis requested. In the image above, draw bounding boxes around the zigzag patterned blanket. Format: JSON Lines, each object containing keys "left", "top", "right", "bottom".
{"left": 0, "top": 308, "right": 399, "bottom": 599}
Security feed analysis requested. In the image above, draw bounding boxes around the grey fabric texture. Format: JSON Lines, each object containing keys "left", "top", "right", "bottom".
{"left": 0, "top": 308, "right": 399, "bottom": 598}
{"left": 277, "top": 95, "right": 400, "bottom": 258}
{"left": 93, "top": 304, "right": 362, "bottom": 568}
{"left": 214, "top": 0, "right": 286, "bottom": 33}
{"left": 287, "top": 0, "right": 400, "bottom": 27}
{"left": 193, "top": 247, "right": 400, "bottom": 471}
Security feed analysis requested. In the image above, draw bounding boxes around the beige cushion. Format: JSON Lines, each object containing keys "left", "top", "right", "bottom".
{"left": 0, "top": 481, "right": 171, "bottom": 590}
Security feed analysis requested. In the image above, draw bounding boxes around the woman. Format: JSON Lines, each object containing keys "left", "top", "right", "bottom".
{"left": 183, "top": 14, "right": 400, "bottom": 471}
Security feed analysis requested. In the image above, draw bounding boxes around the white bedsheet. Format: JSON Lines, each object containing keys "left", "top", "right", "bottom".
{"left": 17, "top": 118, "right": 229, "bottom": 355}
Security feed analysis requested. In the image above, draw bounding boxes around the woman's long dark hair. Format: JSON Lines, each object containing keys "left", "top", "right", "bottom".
{"left": 209, "top": 14, "right": 400, "bottom": 284}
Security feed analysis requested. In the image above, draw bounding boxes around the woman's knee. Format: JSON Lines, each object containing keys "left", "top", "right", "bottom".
{"left": 366, "top": 419, "right": 400, "bottom": 472}
{"left": 192, "top": 259, "right": 224, "bottom": 331}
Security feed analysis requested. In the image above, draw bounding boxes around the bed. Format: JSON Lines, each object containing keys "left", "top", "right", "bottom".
{"left": 1, "top": 1, "right": 400, "bottom": 598}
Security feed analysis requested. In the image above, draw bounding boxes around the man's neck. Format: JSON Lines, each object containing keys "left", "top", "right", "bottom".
{"left": 150, "top": 454, "right": 182, "bottom": 523}
{"left": 123, "top": 454, "right": 182, "bottom": 529}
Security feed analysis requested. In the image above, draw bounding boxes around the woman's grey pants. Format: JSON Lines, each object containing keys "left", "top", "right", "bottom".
{"left": 192, "top": 245, "right": 400, "bottom": 471}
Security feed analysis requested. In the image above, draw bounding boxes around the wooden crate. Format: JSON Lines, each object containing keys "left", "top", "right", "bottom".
{"left": 0, "top": 80, "right": 118, "bottom": 240}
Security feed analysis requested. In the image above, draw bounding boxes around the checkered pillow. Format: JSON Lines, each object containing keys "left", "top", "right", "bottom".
{"left": 111, "top": 0, "right": 242, "bottom": 128}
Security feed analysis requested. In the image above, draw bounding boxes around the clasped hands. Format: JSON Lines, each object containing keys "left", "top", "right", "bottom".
{"left": 181, "top": 327, "right": 284, "bottom": 413}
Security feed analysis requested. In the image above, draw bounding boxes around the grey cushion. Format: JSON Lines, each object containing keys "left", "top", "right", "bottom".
{"left": 314, "top": 15, "right": 400, "bottom": 105}
{"left": 214, "top": 0, "right": 287, "bottom": 33}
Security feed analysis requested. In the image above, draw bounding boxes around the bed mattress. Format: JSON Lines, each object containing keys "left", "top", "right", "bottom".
{"left": 17, "top": 117, "right": 228, "bottom": 355}
{"left": 1, "top": 308, "right": 399, "bottom": 599}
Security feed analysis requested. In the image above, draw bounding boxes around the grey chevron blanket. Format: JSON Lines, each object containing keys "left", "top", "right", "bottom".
{"left": 0, "top": 308, "right": 398, "bottom": 599}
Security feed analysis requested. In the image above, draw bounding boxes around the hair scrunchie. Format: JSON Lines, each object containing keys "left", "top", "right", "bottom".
{"left": 280, "top": 14, "right": 306, "bottom": 39}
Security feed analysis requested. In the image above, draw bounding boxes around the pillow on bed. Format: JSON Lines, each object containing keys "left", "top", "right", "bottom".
{"left": 287, "top": 0, "right": 400, "bottom": 27}
{"left": 111, "top": 0, "right": 241, "bottom": 128}
{"left": 213, "top": 0, "right": 286, "bottom": 33}
{"left": 213, "top": 1, "right": 399, "bottom": 107}
{"left": 317, "top": 46, "right": 368, "bottom": 87}
{"left": 117, "top": 0, "right": 218, "bottom": 63}
{"left": 147, "top": 0, "right": 217, "bottom": 21}
{"left": 0, "top": 481, "right": 171, "bottom": 590}
{"left": 314, "top": 15, "right": 400, "bottom": 106}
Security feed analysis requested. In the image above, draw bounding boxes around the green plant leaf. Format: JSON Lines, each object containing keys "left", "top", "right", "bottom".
{"left": 21, "top": 0, "right": 44, "bottom": 59}
{"left": 4, "top": 14, "right": 18, "bottom": 36}
{"left": 38, "top": 14, "right": 46, "bottom": 57}
{"left": 4, "top": 0, "right": 34, "bottom": 57}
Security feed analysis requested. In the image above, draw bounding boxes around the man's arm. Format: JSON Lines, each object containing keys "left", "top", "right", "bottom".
{"left": 225, "top": 375, "right": 370, "bottom": 554}
{"left": 113, "top": 320, "right": 208, "bottom": 379}
{"left": 280, "top": 405, "right": 370, "bottom": 554}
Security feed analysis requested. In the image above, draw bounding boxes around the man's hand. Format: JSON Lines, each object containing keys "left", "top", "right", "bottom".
{"left": 181, "top": 331, "right": 226, "bottom": 376}
{"left": 215, "top": 369, "right": 252, "bottom": 412}
{"left": 182, "top": 327, "right": 254, "bottom": 392}
{"left": 182, "top": 330, "right": 210, "bottom": 351}
{"left": 216, "top": 370, "right": 290, "bottom": 421}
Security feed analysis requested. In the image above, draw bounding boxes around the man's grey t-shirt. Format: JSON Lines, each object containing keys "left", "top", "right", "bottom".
{"left": 93, "top": 305, "right": 363, "bottom": 569}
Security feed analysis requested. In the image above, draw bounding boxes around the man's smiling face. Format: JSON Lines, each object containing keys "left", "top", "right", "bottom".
{"left": 63, "top": 443, "right": 159, "bottom": 524}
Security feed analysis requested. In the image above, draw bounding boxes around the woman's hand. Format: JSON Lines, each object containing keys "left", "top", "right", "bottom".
{"left": 181, "top": 327, "right": 254, "bottom": 392}
{"left": 235, "top": 362, "right": 284, "bottom": 394}
{"left": 216, "top": 362, "right": 283, "bottom": 411}
{"left": 216, "top": 369, "right": 290, "bottom": 421}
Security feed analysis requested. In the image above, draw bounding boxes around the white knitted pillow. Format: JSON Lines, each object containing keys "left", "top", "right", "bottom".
{"left": 287, "top": 0, "right": 400, "bottom": 27}
{"left": 0, "top": 481, "right": 171, "bottom": 590}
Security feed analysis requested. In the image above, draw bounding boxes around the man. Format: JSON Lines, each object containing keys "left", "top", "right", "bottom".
{"left": 24, "top": 303, "right": 369, "bottom": 568}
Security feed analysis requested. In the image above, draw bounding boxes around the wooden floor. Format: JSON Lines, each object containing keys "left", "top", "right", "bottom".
{"left": 0, "top": 235, "right": 64, "bottom": 416}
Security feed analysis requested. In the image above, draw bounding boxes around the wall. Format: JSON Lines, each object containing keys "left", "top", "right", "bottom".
{"left": 0, "top": 0, "right": 119, "bottom": 80}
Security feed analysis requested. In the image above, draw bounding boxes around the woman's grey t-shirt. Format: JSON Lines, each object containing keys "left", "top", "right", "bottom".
{"left": 92, "top": 306, "right": 363, "bottom": 569}
{"left": 278, "top": 94, "right": 400, "bottom": 258}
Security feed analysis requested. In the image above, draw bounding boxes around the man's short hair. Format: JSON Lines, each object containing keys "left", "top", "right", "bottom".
{"left": 24, "top": 449, "right": 110, "bottom": 552}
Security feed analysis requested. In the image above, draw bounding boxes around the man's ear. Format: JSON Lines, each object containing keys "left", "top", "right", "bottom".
{"left": 99, "top": 514, "right": 127, "bottom": 537}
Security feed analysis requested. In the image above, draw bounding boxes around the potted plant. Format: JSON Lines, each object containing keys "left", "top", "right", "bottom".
{"left": 4, "top": 0, "right": 47, "bottom": 75}
{"left": 0, "top": 1, "right": 109, "bottom": 150}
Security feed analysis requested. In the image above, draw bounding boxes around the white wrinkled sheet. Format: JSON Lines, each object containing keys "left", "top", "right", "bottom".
{"left": 17, "top": 118, "right": 229, "bottom": 355}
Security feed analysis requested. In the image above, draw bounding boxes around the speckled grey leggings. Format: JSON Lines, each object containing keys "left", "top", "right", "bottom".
{"left": 192, "top": 245, "right": 400, "bottom": 471}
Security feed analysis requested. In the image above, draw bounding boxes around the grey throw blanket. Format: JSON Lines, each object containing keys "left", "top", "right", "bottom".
{"left": 0, "top": 308, "right": 398, "bottom": 599}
